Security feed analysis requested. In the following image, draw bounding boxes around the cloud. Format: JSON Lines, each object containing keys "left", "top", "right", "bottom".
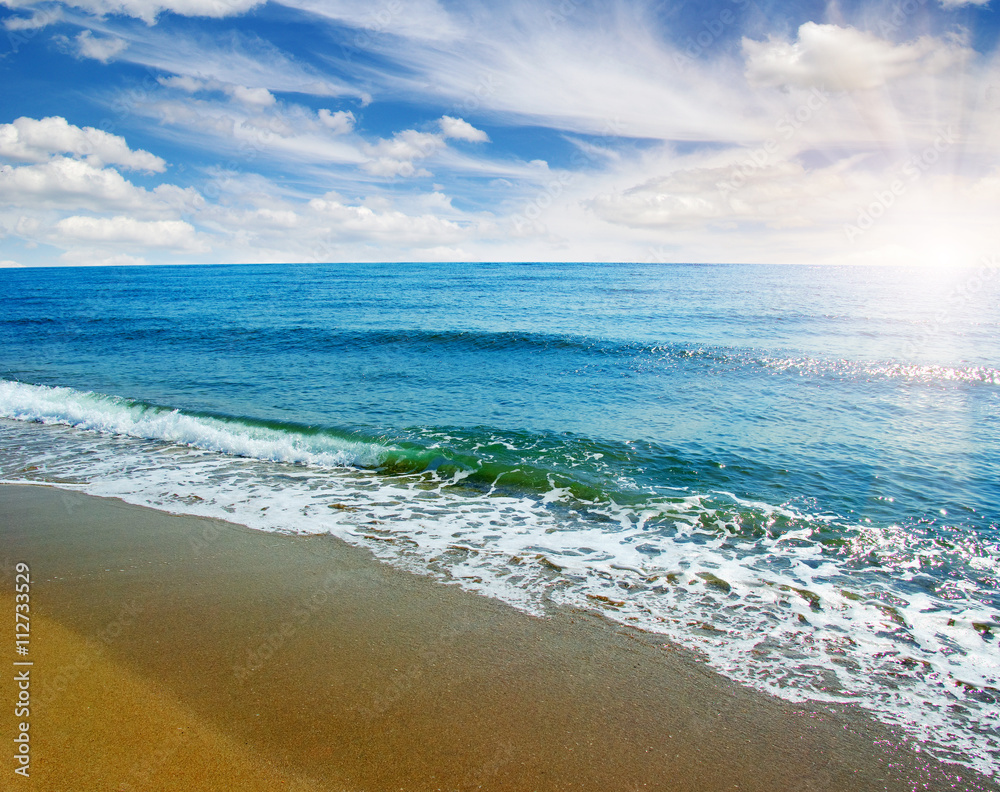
{"left": 102, "top": 23, "right": 365, "bottom": 101}
{"left": 75, "top": 30, "right": 128, "bottom": 62}
{"left": 3, "top": 6, "right": 62, "bottom": 30}
{"left": 2, "top": 2, "right": 997, "bottom": 268}
{"left": 227, "top": 84, "right": 275, "bottom": 107}
{"left": 276, "top": 0, "right": 461, "bottom": 42}
{"left": 362, "top": 129, "right": 441, "bottom": 177}
{"left": 59, "top": 251, "right": 153, "bottom": 266}
{"left": 0, "top": 260, "right": 24, "bottom": 267}
{"left": 156, "top": 75, "right": 274, "bottom": 107}
{"left": 1, "top": 0, "right": 264, "bottom": 25}
{"left": 362, "top": 116, "right": 489, "bottom": 177}
{"left": 743, "top": 23, "right": 971, "bottom": 92}
{"left": 439, "top": 115, "right": 489, "bottom": 142}
{"left": 157, "top": 75, "right": 206, "bottom": 92}
{"left": 318, "top": 109, "right": 355, "bottom": 134}
{"left": 137, "top": 97, "right": 367, "bottom": 170}
{"left": 0, "top": 158, "right": 200, "bottom": 215}
{"left": 55, "top": 214, "right": 203, "bottom": 250}
{"left": 938, "top": 0, "right": 990, "bottom": 6}
{"left": 0, "top": 116, "right": 166, "bottom": 172}
{"left": 307, "top": 196, "right": 467, "bottom": 245}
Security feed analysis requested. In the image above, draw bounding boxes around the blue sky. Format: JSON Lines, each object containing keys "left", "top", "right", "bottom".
{"left": 1, "top": 0, "right": 998, "bottom": 266}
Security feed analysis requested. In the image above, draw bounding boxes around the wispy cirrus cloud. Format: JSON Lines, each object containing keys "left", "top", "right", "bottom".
{"left": 0, "top": 0, "right": 997, "bottom": 267}
{"left": 1, "top": 0, "right": 263, "bottom": 25}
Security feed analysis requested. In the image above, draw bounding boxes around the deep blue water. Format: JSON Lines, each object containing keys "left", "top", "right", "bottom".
{"left": 1, "top": 261, "right": 998, "bottom": 772}
{"left": 3, "top": 262, "right": 998, "bottom": 524}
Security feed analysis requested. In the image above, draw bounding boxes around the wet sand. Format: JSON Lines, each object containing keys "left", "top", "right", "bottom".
{"left": 1, "top": 483, "right": 994, "bottom": 791}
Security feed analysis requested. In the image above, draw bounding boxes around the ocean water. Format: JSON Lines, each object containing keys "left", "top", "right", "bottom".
{"left": 1, "top": 261, "right": 998, "bottom": 775}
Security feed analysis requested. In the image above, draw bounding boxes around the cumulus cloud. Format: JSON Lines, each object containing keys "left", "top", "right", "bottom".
{"left": 0, "top": 260, "right": 24, "bottom": 268}
{"left": 226, "top": 84, "right": 276, "bottom": 107}
{"left": 318, "top": 109, "right": 355, "bottom": 134}
{"left": 55, "top": 215, "right": 203, "bottom": 250}
{"left": 439, "top": 115, "right": 489, "bottom": 142}
{"left": 0, "top": 117, "right": 166, "bottom": 172}
{"left": 743, "top": 23, "right": 971, "bottom": 91}
{"left": 363, "top": 130, "right": 443, "bottom": 177}
{"left": 362, "top": 116, "right": 489, "bottom": 177}
{"left": 75, "top": 30, "right": 128, "bottom": 62}
{"left": 0, "top": 158, "right": 200, "bottom": 214}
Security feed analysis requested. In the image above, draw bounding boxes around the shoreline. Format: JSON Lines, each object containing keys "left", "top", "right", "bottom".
{"left": 2, "top": 483, "right": 995, "bottom": 791}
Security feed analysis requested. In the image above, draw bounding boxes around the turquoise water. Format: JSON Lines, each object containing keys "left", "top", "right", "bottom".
{"left": 1, "top": 261, "right": 998, "bottom": 773}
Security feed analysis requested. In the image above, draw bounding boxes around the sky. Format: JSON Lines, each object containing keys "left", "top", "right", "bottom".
{"left": 0, "top": 0, "right": 998, "bottom": 267}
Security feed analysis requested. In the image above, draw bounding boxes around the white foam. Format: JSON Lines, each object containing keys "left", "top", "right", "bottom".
{"left": 0, "top": 380, "right": 384, "bottom": 468}
{"left": 0, "top": 408, "right": 997, "bottom": 778}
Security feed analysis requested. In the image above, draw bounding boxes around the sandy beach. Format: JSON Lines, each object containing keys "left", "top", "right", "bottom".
{"left": 1, "top": 483, "right": 994, "bottom": 792}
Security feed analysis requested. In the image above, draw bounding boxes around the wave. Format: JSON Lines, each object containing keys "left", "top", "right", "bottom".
{"left": 0, "top": 380, "right": 385, "bottom": 469}
{"left": 9, "top": 313, "right": 999, "bottom": 387}
{"left": 2, "top": 379, "right": 998, "bottom": 777}
{"left": 0, "top": 380, "right": 645, "bottom": 503}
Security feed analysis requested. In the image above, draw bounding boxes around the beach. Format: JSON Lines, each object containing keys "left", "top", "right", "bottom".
{"left": 2, "top": 483, "right": 993, "bottom": 791}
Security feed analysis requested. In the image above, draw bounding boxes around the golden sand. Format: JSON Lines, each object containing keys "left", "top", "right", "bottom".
{"left": 1, "top": 484, "right": 991, "bottom": 791}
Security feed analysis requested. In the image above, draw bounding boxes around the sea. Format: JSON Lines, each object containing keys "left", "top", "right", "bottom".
{"left": 1, "top": 261, "right": 997, "bottom": 776}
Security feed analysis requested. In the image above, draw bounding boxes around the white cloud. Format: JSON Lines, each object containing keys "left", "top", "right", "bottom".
{"left": 363, "top": 129, "right": 444, "bottom": 177}
{"left": 307, "top": 196, "right": 466, "bottom": 245}
{"left": 55, "top": 214, "right": 203, "bottom": 250}
{"left": 156, "top": 75, "right": 275, "bottom": 106}
{"left": 75, "top": 30, "right": 128, "bottom": 62}
{"left": 226, "top": 84, "right": 276, "bottom": 107}
{"left": 3, "top": 6, "right": 61, "bottom": 30}
{"left": 59, "top": 251, "right": 153, "bottom": 267}
{"left": 0, "top": 158, "right": 201, "bottom": 215}
{"left": 439, "top": 115, "right": 489, "bottom": 142}
{"left": 0, "top": 116, "right": 166, "bottom": 172}
{"left": 138, "top": 98, "right": 367, "bottom": 169}
{"left": 157, "top": 75, "right": 207, "bottom": 92}
{"left": 362, "top": 116, "right": 488, "bottom": 177}
{"left": 275, "top": 0, "right": 461, "bottom": 42}
{"left": 588, "top": 156, "right": 862, "bottom": 230}
{"left": 2, "top": 3, "right": 996, "bottom": 268}
{"left": 109, "top": 23, "right": 363, "bottom": 100}
{"left": 938, "top": 0, "right": 990, "bottom": 6}
{"left": 1, "top": 0, "right": 264, "bottom": 25}
{"left": 743, "top": 23, "right": 971, "bottom": 92}
{"left": 0, "top": 260, "right": 24, "bottom": 267}
{"left": 318, "top": 109, "right": 355, "bottom": 134}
